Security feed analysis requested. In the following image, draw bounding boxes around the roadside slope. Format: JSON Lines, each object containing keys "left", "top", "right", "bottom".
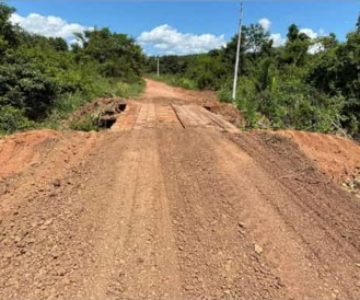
{"left": 279, "top": 130, "right": 360, "bottom": 185}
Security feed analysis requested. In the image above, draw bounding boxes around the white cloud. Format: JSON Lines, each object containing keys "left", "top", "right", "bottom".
{"left": 269, "top": 28, "right": 324, "bottom": 49}
{"left": 255, "top": 17, "right": 327, "bottom": 49}
{"left": 270, "top": 33, "right": 286, "bottom": 47}
{"left": 10, "top": 13, "right": 92, "bottom": 42}
{"left": 259, "top": 18, "right": 271, "bottom": 31}
{"left": 299, "top": 28, "right": 318, "bottom": 39}
{"left": 256, "top": 17, "right": 326, "bottom": 49}
{"left": 257, "top": 18, "right": 286, "bottom": 48}
{"left": 137, "top": 24, "right": 226, "bottom": 55}
{"left": 308, "top": 42, "right": 325, "bottom": 55}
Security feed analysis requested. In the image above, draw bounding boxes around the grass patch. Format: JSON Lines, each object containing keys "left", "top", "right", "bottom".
{"left": 112, "top": 80, "right": 145, "bottom": 98}
{"left": 217, "top": 87, "right": 233, "bottom": 103}
{"left": 69, "top": 114, "right": 100, "bottom": 132}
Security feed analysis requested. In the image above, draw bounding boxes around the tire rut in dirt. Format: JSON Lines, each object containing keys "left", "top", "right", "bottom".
{"left": 158, "top": 128, "right": 360, "bottom": 299}
{"left": 98, "top": 129, "right": 181, "bottom": 300}
{"left": 158, "top": 128, "right": 287, "bottom": 299}
{"left": 0, "top": 130, "right": 181, "bottom": 300}
{"left": 227, "top": 131, "right": 360, "bottom": 299}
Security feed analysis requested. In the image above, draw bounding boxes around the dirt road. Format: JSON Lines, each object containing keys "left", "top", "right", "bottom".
{"left": 0, "top": 79, "right": 360, "bottom": 300}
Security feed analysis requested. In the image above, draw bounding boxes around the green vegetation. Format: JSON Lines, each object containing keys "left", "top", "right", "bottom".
{"left": 0, "top": 3, "right": 144, "bottom": 134}
{"left": 145, "top": 16, "right": 360, "bottom": 137}
{"left": 1, "top": 1, "right": 358, "bottom": 138}
{"left": 69, "top": 114, "right": 100, "bottom": 132}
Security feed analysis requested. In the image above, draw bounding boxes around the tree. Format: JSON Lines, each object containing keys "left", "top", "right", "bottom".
{"left": 356, "top": 13, "right": 360, "bottom": 33}
{"left": 74, "top": 28, "right": 144, "bottom": 81}
{"left": 49, "top": 37, "right": 68, "bottom": 52}
{"left": 283, "top": 24, "right": 310, "bottom": 66}
{"left": 338, "top": 31, "right": 360, "bottom": 133}
{"left": 221, "top": 23, "right": 272, "bottom": 77}
{"left": 319, "top": 33, "right": 338, "bottom": 50}
{"left": 186, "top": 54, "right": 227, "bottom": 89}
{"left": 0, "top": 3, "right": 18, "bottom": 55}
{"left": 243, "top": 24, "right": 271, "bottom": 54}
{"left": 287, "top": 24, "right": 300, "bottom": 42}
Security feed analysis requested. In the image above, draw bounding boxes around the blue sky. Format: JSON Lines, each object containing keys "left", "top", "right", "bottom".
{"left": 6, "top": 0, "right": 360, "bottom": 55}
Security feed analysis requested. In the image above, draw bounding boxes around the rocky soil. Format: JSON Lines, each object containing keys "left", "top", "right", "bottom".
{"left": 0, "top": 79, "right": 359, "bottom": 300}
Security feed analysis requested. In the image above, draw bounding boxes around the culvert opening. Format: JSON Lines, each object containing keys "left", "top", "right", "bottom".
{"left": 98, "top": 99, "right": 127, "bottom": 129}
{"left": 99, "top": 116, "right": 117, "bottom": 129}
{"left": 118, "top": 102, "right": 127, "bottom": 112}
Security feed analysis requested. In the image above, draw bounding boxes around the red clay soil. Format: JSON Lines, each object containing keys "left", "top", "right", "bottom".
{"left": 278, "top": 130, "right": 360, "bottom": 184}
{"left": 0, "top": 79, "right": 360, "bottom": 300}
{"left": 0, "top": 130, "right": 100, "bottom": 214}
{"left": 0, "top": 130, "right": 99, "bottom": 181}
{"left": 143, "top": 78, "right": 218, "bottom": 103}
{"left": 203, "top": 100, "right": 246, "bottom": 128}
{"left": 0, "top": 130, "right": 59, "bottom": 180}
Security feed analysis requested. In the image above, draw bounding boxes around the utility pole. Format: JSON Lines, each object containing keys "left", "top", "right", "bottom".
{"left": 157, "top": 56, "right": 160, "bottom": 77}
{"left": 232, "top": 1, "right": 244, "bottom": 102}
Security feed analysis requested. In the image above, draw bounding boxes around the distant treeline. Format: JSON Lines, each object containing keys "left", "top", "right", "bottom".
{"left": 0, "top": 3, "right": 145, "bottom": 134}
{"left": 145, "top": 18, "right": 360, "bottom": 137}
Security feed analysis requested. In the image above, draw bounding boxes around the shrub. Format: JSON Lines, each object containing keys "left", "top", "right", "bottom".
{"left": 0, "top": 105, "right": 34, "bottom": 134}
{"left": 217, "top": 86, "right": 233, "bottom": 103}
{"left": 0, "top": 63, "right": 57, "bottom": 120}
{"left": 113, "top": 80, "right": 145, "bottom": 98}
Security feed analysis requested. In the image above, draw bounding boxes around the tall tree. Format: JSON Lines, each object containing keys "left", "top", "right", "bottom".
{"left": 74, "top": 28, "right": 144, "bottom": 81}
{"left": 283, "top": 24, "right": 310, "bottom": 66}
{"left": 287, "top": 24, "right": 300, "bottom": 42}
{"left": 243, "top": 24, "right": 271, "bottom": 53}
{"left": 320, "top": 33, "right": 338, "bottom": 50}
{"left": 0, "top": 3, "right": 18, "bottom": 56}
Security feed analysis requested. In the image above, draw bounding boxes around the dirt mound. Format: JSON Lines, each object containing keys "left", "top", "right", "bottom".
{"left": 66, "top": 97, "right": 127, "bottom": 129}
{"left": 0, "top": 129, "right": 100, "bottom": 214}
{"left": 203, "top": 100, "right": 246, "bottom": 128}
{"left": 71, "top": 98, "right": 124, "bottom": 118}
{"left": 277, "top": 130, "right": 360, "bottom": 186}
{"left": 0, "top": 129, "right": 59, "bottom": 180}
{"left": 0, "top": 129, "right": 99, "bottom": 187}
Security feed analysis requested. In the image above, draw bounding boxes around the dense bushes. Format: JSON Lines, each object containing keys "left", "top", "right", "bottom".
{"left": 0, "top": 63, "right": 57, "bottom": 120}
{"left": 145, "top": 53, "right": 227, "bottom": 90}
{"left": 146, "top": 17, "right": 360, "bottom": 137}
{"left": 0, "top": 3, "right": 145, "bottom": 134}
